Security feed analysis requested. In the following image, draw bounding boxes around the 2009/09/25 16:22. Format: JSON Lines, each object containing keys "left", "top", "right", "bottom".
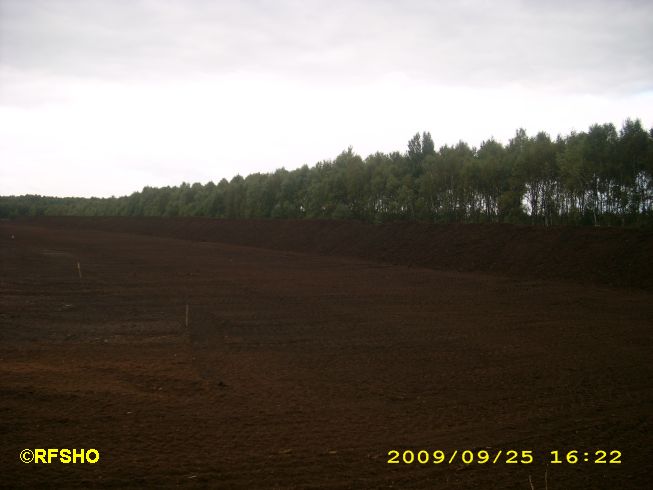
{"left": 386, "top": 449, "right": 622, "bottom": 465}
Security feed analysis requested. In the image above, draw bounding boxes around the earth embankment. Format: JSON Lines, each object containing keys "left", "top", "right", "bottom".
{"left": 14, "top": 216, "right": 653, "bottom": 289}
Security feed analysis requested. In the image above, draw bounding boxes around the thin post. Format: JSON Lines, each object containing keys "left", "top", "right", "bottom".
{"left": 77, "top": 261, "right": 82, "bottom": 279}
{"left": 185, "top": 303, "right": 189, "bottom": 328}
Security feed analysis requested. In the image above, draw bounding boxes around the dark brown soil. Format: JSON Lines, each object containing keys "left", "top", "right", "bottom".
{"left": 1, "top": 218, "right": 651, "bottom": 489}
{"left": 17, "top": 216, "right": 653, "bottom": 290}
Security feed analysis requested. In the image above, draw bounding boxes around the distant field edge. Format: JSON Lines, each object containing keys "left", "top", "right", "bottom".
{"left": 7, "top": 216, "right": 653, "bottom": 290}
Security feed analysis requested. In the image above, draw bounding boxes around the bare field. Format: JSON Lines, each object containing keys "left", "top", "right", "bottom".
{"left": 1, "top": 219, "right": 651, "bottom": 489}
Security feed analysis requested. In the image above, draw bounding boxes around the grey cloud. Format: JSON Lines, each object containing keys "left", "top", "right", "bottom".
{"left": 1, "top": 0, "right": 652, "bottom": 94}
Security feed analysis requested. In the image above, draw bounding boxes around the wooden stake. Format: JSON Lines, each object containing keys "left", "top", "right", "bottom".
{"left": 77, "top": 261, "right": 82, "bottom": 279}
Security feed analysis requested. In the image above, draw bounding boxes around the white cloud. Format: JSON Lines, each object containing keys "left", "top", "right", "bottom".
{"left": 1, "top": 0, "right": 652, "bottom": 197}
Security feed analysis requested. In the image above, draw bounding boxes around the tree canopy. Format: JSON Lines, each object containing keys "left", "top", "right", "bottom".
{"left": 2, "top": 119, "right": 652, "bottom": 227}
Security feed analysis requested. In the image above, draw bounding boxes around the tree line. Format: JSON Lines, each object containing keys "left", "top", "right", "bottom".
{"left": 2, "top": 119, "right": 652, "bottom": 227}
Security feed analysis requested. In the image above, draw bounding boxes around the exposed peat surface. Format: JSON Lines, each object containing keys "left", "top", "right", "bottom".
{"left": 1, "top": 218, "right": 651, "bottom": 488}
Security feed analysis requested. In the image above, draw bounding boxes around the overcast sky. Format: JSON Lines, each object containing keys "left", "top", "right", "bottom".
{"left": 1, "top": 0, "right": 652, "bottom": 197}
